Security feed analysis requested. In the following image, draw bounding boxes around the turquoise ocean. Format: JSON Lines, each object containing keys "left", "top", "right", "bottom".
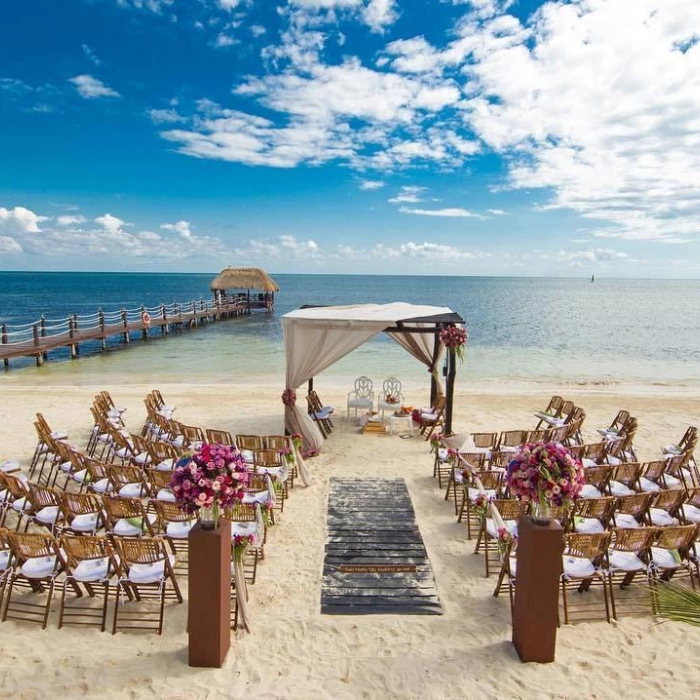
{"left": 1, "top": 272, "right": 699, "bottom": 388}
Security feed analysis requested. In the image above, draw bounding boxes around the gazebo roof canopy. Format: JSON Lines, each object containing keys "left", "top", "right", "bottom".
{"left": 210, "top": 267, "right": 279, "bottom": 292}
{"left": 288, "top": 302, "right": 463, "bottom": 327}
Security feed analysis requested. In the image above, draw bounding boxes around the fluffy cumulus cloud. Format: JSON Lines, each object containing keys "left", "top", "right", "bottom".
{"left": 388, "top": 185, "right": 427, "bottom": 203}
{"left": 0, "top": 205, "right": 230, "bottom": 259}
{"left": 150, "top": 0, "right": 700, "bottom": 248}
{"left": 69, "top": 74, "right": 120, "bottom": 99}
{"left": 399, "top": 206, "right": 482, "bottom": 218}
{"left": 359, "top": 180, "right": 385, "bottom": 190}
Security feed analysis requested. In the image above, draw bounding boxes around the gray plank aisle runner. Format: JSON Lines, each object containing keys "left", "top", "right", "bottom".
{"left": 321, "top": 477, "right": 443, "bottom": 615}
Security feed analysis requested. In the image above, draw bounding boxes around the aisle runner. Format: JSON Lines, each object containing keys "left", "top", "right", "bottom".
{"left": 321, "top": 478, "right": 443, "bottom": 615}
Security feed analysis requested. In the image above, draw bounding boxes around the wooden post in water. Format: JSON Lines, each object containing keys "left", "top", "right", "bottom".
{"left": 69, "top": 315, "right": 78, "bottom": 358}
{"left": 99, "top": 310, "right": 106, "bottom": 350}
{"left": 40, "top": 315, "right": 48, "bottom": 361}
{"left": 121, "top": 309, "right": 129, "bottom": 344}
{"left": 33, "top": 324, "right": 43, "bottom": 366}
{"left": 2, "top": 323, "right": 8, "bottom": 368}
{"left": 141, "top": 306, "right": 148, "bottom": 340}
{"left": 163, "top": 304, "right": 169, "bottom": 336}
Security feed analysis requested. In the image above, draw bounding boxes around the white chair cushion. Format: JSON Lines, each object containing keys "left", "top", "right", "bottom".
{"left": 170, "top": 436, "right": 186, "bottom": 448}
{"left": 70, "top": 512, "right": 100, "bottom": 532}
{"left": 649, "top": 508, "right": 678, "bottom": 527}
{"left": 157, "top": 459, "right": 174, "bottom": 471}
{"left": 231, "top": 521, "right": 257, "bottom": 538}
{"left": 51, "top": 431, "right": 68, "bottom": 440}
{"left": 467, "top": 487, "right": 496, "bottom": 502}
{"left": 91, "top": 478, "right": 112, "bottom": 494}
{"left": 133, "top": 452, "right": 150, "bottom": 465}
{"left": 12, "top": 496, "right": 30, "bottom": 512}
{"left": 35, "top": 506, "right": 60, "bottom": 525}
{"left": 21, "top": 555, "right": 58, "bottom": 579}
{"left": 242, "top": 491, "right": 268, "bottom": 505}
{"left": 662, "top": 445, "right": 681, "bottom": 455}
{"left": 606, "top": 455, "right": 622, "bottom": 466}
{"left": 348, "top": 397, "right": 373, "bottom": 408}
{"left": 683, "top": 503, "right": 700, "bottom": 523}
{"left": 651, "top": 547, "right": 681, "bottom": 570}
{"left": 71, "top": 469, "right": 89, "bottom": 484}
{"left": 241, "top": 450, "right": 255, "bottom": 463}
{"left": 580, "top": 484, "right": 602, "bottom": 499}
{"left": 420, "top": 412, "right": 438, "bottom": 421}
{"left": 118, "top": 482, "right": 145, "bottom": 498}
{"left": 499, "top": 445, "right": 518, "bottom": 454}
{"left": 664, "top": 474, "right": 682, "bottom": 488}
{"left": 615, "top": 513, "right": 641, "bottom": 529}
{"left": 166, "top": 520, "right": 195, "bottom": 539}
{"left": 59, "top": 460, "right": 73, "bottom": 473}
{"left": 113, "top": 514, "right": 156, "bottom": 537}
{"left": 609, "top": 480, "right": 635, "bottom": 497}
{"left": 608, "top": 550, "right": 645, "bottom": 572}
{"left": 156, "top": 488, "right": 176, "bottom": 502}
{"left": 563, "top": 556, "right": 596, "bottom": 579}
{"left": 638, "top": 477, "right": 661, "bottom": 493}
{"left": 0, "top": 460, "right": 21, "bottom": 473}
{"left": 574, "top": 518, "right": 605, "bottom": 534}
{"left": 582, "top": 458, "right": 598, "bottom": 468}
{"left": 72, "top": 557, "right": 111, "bottom": 582}
{"left": 128, "top": 555, "right": 176, "bottom": 584}
{"left": 0, "top": 550, "right": 10, "bottom": 571}
{"left": 486, "top": 518, "right": 517, "bottom": 540}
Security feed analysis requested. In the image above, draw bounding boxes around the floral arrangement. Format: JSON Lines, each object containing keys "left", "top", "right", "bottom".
{"left": 233, "top": 533, "right": 255, "bottom": 557}
{"left": 279, "top": 445, "right": 295, "bottom": 465}
{"left": 497, "top": 528, "right": 517, "bottom": 558}
{"left": 170, "top": 443, "right": 250, "bottom": 528}
{"left": 291, "top": 434, "right": 303, "bottom": 450}
{"left": 439, "top": 325, "right": 468, "bottom": 362}
{"left": 302, "top": 447, "right": 319, "bottom": 459}
{"left": 429, "top": 431, "right": 443, "bottom": 454}
{"left": 261, "top": 500, "right": 274, "bottom": 527}
{"left": 411, "top": 408, "right": 424, "bottom": 426}
{"left": 472, "top": 491, "right": 492, "bottom": 519}
{"left": 505, "top": 441, "right": 585, "bottom": 509}
{"left": 281, "top": 389, "right": 297, "bottom": 406}
{"left": 385, "top": 393, "right": 400, "bottom": 404}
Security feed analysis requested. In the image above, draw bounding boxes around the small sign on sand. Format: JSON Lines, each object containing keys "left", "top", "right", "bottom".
{"left": 339, "top": 564, "right": 417, "bottom": 574}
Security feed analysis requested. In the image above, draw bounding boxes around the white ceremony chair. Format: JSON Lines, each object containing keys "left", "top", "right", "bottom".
{"left": 377, "top": 377, "right": 404, "bottom": 418}
{"left": 346, "top": 376, "right": 374, "bottom": 419}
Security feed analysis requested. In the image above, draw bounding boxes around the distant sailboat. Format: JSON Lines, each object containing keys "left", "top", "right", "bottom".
{"left": 591, "top": 274, "right": 595, "bottom": 283}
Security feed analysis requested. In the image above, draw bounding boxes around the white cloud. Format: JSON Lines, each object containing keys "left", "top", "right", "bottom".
{"left": 96, "top": 213, "right": 126, "bottom": 233}
{"left": 362, "top": 0, "right": 399, "bottom": 33}
{"left": 459, "top": 0, "right": 700, "bottom": 242}
{"left": 214, "top": 33, "right": 239, "bottom": 48}
{"left": 0, "top": 206, "right": 46, "bottom": 233}
{"left": 0, "top": 236, "right": 22, "bottom": 253}
{"left": 399, "top": 206, "right": 481, "bottom": 217}
{"left": 388, "top": 185, "right": 427, "bottom": 203}
{"left": 359, "top": 180, "right": 385, "bottom": 190}
{"left": 147, "top": 108, "right": 186, "bottom": 124}
{"left": 56, "top": 215, "right": 87, "bottom": 226}
{"left": 250, "top": 25, "right": 267, "bottom": 38}
{"left": 218, "top": 0, "right": 241, "bottom": 9}
{"left": 114, "top": 0, "right": 174, "bottom": 12}
{"left": 82, "top": 44, "right": 100, "bottom": 67}
{"left": 486, "top": 208, "right": 507, "bottom": 215}
{"left": 69, "top": 75, "right": 120, "bottom": 99}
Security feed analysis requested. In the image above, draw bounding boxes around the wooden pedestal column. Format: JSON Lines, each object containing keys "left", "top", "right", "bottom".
{"left": 188, "top": 520, "right": 231, "bottom": 668}
{"left": 512, "top": 516, "right": 563, "bottom": 663}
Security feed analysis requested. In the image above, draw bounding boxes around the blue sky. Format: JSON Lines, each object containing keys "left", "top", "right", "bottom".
{"left": 1, "top": 0, "right": 699, "bottom": 276}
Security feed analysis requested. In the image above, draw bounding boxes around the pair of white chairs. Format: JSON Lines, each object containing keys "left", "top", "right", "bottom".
{"left": 346, "top": 376, "right": 404, "bottom": 419}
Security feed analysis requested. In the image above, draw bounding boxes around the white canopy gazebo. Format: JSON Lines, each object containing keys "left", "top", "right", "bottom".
{"left": 282, "top": 302, "right": 466, "bottom": 454}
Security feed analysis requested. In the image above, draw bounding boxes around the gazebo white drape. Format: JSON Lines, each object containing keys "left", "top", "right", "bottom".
{"left": 283, "top": 303, "right": 455, "bottom": 460}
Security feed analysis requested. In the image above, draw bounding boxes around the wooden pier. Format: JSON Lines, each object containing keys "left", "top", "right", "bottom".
{"left": 1, "top": 298, "right": 249, "bottom": 369}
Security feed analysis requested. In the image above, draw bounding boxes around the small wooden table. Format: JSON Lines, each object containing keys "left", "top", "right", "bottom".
{"left": 389, "top": 413, "right": 414, "bottom": 435}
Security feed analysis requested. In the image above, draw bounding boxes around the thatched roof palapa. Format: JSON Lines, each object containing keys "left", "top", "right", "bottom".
{"left": 210, "top": 267, "right": 279, "bottom": 292}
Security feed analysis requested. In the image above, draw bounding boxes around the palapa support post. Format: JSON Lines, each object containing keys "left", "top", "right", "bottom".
{"left": 512, "top": 516, "right": 564, "bottom": 663}
{"left": 32, "top": 324, "right": 43, "bottom": 366}
{"left": 188, "top": 520, "right": 232, "bottom": 668}
{"left": 2, "top": 323, "right": 8, "bottom": 369}
{"left": 99, "top": 309, "right": 106, "bottom": 350}
{"left": 444, "top": 347, "right": 456, "bottom": 435}
{"left": 69, "top": 315, "right": 78, "bottom": 358}
{"left": 141, "top": 306, "right": 148, "bottom": 340}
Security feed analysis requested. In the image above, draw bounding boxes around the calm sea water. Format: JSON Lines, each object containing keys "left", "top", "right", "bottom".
{"left": 1, "top": 271, "right": 699, "bottom": 387}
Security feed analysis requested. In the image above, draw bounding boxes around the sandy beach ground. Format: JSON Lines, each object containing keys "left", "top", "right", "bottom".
{"left": 0, "top": 380, "right": 699, "bottom": 700}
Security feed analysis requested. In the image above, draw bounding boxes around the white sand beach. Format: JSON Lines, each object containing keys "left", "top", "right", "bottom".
{"left": 1, "top": 382, "right": 699, "bottom": 700}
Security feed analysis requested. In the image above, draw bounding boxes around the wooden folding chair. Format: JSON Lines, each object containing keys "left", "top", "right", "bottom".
{"left": 60, "top": 492, "right": 104, "bottom": 536}
{"left": 59, "top": 535, "right": 119, "bottom": 631}
{"left": 24, "top": 484, "right": 63, "bottom": 534}
{"left": 649, "top": 524, "right": 699, "bottom": 597}
{"left": 613, "top": 492, "right": 654, "bottom": 529}
{"left": 0, "top": 528, "right": 14, "bottom": 614}
{"left": 442, "top": 452, "right": 486, "bottom": 506}
{"left": 2, "top": 531, "right": 68, "bottom": 629}
{"left": 459, "top": 470, "right": 504, "bottom": 539}
{"left": 607, "top": 527, "right": 656, "bottom": 618}
{"left": 102, "top": 496, "right": 156, "bottom": 538}
{"left": 206, "top": 428, "right": 235, "bottom": 446}
{"left": 111, "top": 536, "right": 182, "bottom": 635}
{"left": 224, "top": 502, "right": 262, "bottom": 583}
{"left": 649, "top": 489, "right": 685, "bottom": 527}
{"left": 560, "top": 531, "right": 612, "bottom": 624}
{"left": 571, "top": 497, "right": 616, "bottom": 534}
{"left": 475, "top": 499, "right": 524, "bottom": 577}
{"left": 106, "top": 464, "right": 149, "bottom": 500}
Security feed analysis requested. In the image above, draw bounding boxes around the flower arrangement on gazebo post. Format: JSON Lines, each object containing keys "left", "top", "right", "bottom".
{"left": 505, "top": 442, "right": 585, "bottom": 524}
{"left": 439, "top": 324, "right": 468, "bottom": 362}
{"left": 170, "top": 443, "right": 250, "bottom": 530}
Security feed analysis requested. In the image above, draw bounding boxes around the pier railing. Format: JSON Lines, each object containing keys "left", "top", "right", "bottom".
{"left": 1, "top": 297, "right": 247, "bottom": 368}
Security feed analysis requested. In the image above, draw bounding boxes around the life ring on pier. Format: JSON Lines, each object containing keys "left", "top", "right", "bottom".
{"left": 141, "top": 312, "right": 151, "bottom": 327}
